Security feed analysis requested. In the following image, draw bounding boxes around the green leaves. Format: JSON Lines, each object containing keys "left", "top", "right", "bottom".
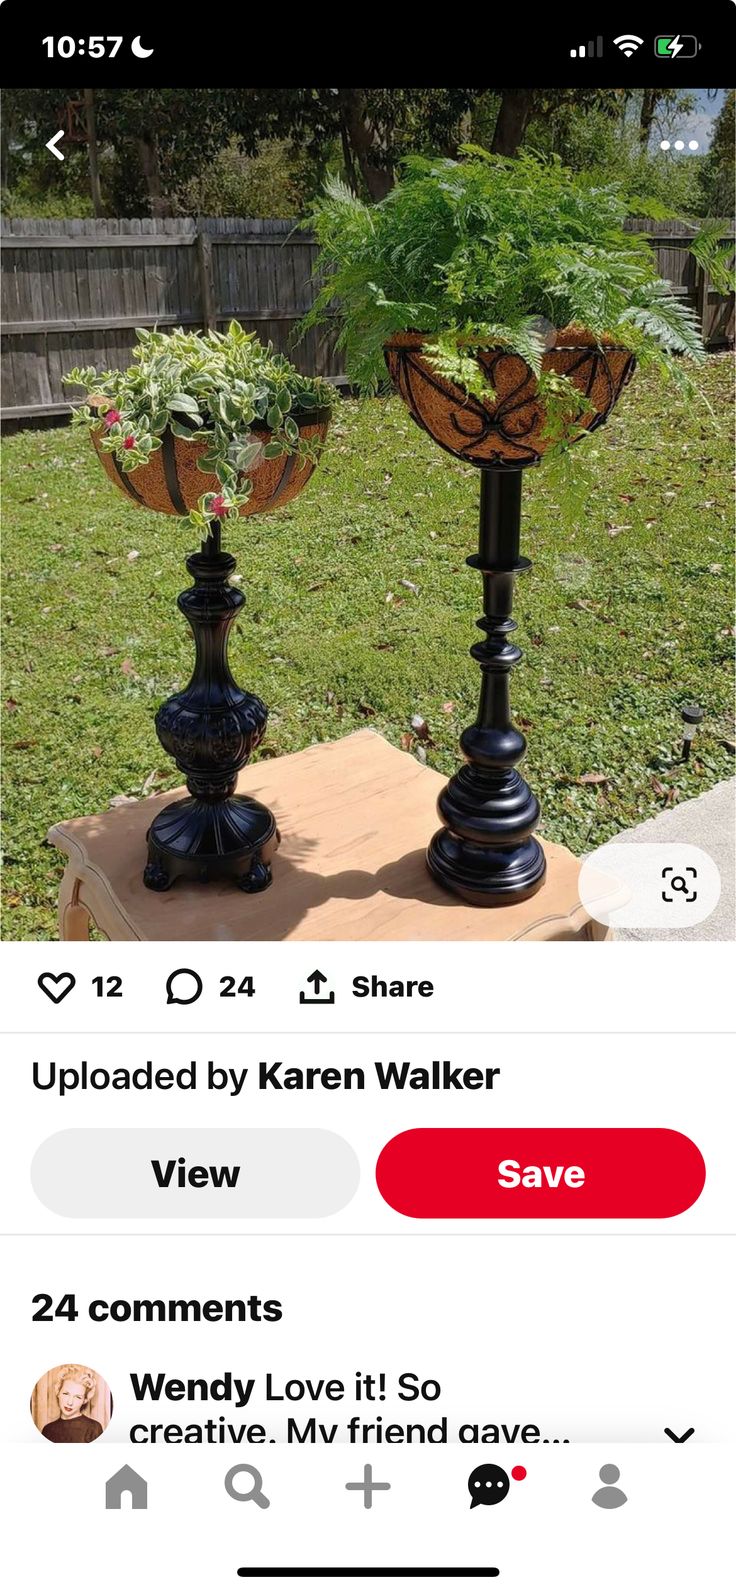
{"left": 229, "top": 437, "right": 264, "bottom": 472}
{"left": 168, "top": 391, "right": 200, "bottom": 416}
{"left": 305, "top": 149, "right": 712, "bottom": 416}
{"left": 621, "top": 281, "right": 706, "bottom": 363}
{"left": 62, "top": 321, "right": 334, "bottom": 518}
{"left": 688, "top": 219, "right": 736, "bottom": 297}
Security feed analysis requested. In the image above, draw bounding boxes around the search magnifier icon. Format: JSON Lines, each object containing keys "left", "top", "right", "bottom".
{"left": 225, "top": 1464, "right": 271, "bottom": 1508}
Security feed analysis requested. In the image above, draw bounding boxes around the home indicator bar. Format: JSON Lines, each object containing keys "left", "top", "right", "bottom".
{"left": 237, "top": 1572, "right": 500, "bottom": 1580}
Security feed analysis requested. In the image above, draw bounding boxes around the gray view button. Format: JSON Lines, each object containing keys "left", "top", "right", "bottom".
{"left": 31, "top": 1130, "right": 359, "bottom": 1217}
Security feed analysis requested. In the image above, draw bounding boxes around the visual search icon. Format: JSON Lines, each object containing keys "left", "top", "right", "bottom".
{"left": 662, "top": 866, "right": 698, "bottom": 903}
{"left": 468, "top": 1463, "right": 526, "bottom": 1507}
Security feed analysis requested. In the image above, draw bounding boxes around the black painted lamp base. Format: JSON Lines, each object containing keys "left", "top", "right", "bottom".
{"left": 427, "top": 829, "right": 546, "bottom": 906}
{"left": 144, "top": 795, "right": 279, "bottom": 893}
{"left": 428, "top": 468, "right": 547, "bottom": 908}
{"left": 140, "top": 525, "right": 281, "bottom": 895}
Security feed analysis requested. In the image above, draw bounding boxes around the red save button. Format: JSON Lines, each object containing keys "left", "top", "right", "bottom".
{"left": 376, "top": 1129, "right": 705, "bottom": 1218}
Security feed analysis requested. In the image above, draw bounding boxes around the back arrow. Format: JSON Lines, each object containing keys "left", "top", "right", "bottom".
{"left": 664, "top": 1427, "right": 695, "bottom": 1443}
{"left": 46, "top": 131, "right": 65, "bottom": 161}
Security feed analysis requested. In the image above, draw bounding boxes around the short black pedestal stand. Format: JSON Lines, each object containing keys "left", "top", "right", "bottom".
{"left": 143, "top": 521, "right": 278, "bottom": 893}
{"left": 427, "top": 469, "right": 546, "bottom": 906}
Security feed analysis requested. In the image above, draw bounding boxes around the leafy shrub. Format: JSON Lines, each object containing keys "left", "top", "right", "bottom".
{"left": 527, "top": 109, "right": 706, "bottom": 216}
{"left": 65, "top": 322, "right": 334, "bottom": 531}
{"left": 172, "top": 137, "right": 318, "bottom": 219}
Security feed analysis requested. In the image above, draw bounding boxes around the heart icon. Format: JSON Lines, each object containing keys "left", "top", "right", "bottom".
{"left": 38, "top": 972, "right": 76, "bottom": 1004}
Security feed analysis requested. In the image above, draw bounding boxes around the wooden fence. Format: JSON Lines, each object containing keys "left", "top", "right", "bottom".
{"left": 626, "top": 217, "right": 735, "bottom": 348}
{"left": 1, "top": 215, "right": 733, "bottom": 424}
{"left": 1, "top": 217, "right": 342, "bottom": 423}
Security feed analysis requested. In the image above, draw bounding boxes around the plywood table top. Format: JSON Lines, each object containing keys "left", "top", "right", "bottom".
{"left": 48, "top": 730, "right": 605, "bottom": 942}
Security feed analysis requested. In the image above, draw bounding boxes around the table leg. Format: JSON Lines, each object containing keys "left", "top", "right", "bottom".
{"left": 58, "top": 869, "right": 91, "bottom": 941}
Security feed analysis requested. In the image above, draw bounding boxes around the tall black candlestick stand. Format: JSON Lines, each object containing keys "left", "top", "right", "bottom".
{"left": 143, "top": 520, "right": 278, "bottom": 892}
{"left": 427, "top": 469, "right": 546, "bottom": 905}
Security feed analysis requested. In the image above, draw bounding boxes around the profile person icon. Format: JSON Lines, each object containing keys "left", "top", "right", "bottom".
{"left": 592, "top": 1463, "right": 628, "bottom": 1509}
{"left": 35, "top": 1365, "right": 108, "bottom": 1444}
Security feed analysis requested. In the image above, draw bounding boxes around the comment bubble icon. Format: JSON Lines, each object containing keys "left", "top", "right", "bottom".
{"left": 165, "top": 967, "right": 203, "bottom": 1005}
{"left": 468, "top": 1463, "right": 510, "bottom": 1508}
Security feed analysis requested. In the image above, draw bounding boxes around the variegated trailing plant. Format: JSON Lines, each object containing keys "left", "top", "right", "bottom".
{"left": 65, "top": 322, "right": 334, "bottom": 533}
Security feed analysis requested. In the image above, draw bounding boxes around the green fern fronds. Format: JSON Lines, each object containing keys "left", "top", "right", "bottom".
{"left": 425, "top": 334, "right": 494, "bottom": 399}
{"left": 621, "top": 280, "right": 706, "bottom": 362}
{"left": 301, "top": 150, "right": 715, "bottom": 410}
{"left": 688, "top": 218, "right": 736, "bottom": 297}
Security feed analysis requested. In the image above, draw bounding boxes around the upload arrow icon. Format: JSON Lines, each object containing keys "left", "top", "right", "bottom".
{"left": 299, "top": 970, "right": 335, "bottom": 1005}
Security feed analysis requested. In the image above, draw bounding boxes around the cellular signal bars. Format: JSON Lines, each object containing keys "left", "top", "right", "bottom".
{"left": 570, "top": 37, "right": 604, "bottom": 57}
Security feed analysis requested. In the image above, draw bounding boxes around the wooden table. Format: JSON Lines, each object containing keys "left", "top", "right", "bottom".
{"left": 47, "top": 730, "right": 608, "bottom": 941}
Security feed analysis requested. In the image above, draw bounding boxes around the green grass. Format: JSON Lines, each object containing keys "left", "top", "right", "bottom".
{"left": 3, "top": 358, "right": 734, "bottom": 939}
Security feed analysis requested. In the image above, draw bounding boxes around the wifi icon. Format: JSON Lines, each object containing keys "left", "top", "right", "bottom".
{"left": 614, "top": 33, "right": 644, "bottom": 56}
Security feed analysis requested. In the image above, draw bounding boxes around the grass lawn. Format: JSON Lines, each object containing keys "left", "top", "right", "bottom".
{"left": 2, "top": 357, "right": 734, "bottom": 939}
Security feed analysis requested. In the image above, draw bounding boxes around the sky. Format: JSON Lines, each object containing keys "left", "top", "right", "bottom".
{"left": 654, "top": 86, "right": 728, "bottom": 152}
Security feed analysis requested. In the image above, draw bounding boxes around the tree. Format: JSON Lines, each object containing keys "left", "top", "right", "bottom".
{"left": 94, "top": 90, "right": 238, "bottom": 216}
{"left": 490, "top": 90, "right": 535, "bottom": 156}
{"left": 1, "top": 88, "right": 97, "bottom": 213}
{"left": 699, "top": 90, "right": 735, "bottom": 215}
{"left": 1, "top": 87, "right": 238, "bottom": 216}
{"left": 520, "top": 92, "right": 705, "bottom": 214}
{"left": 451, "top": 88, "right": 628, "bottom": 159}
{"left": 226, "top": 88, "right": 479, "bottom": 201}
{"left": 84, "top": 90, "right": 102, "bottom": 217}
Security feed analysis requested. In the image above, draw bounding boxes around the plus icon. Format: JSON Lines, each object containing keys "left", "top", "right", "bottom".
{"left": 345, "top": 1463, "right": 391, "bottom": 1509}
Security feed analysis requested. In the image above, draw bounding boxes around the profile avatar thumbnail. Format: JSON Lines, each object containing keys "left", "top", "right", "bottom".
{"left": 31, "top": 1364, "right": 112, "bottom": 1444}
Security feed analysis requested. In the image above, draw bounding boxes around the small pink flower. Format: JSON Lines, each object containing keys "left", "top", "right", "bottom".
{"left": 210, "top": 493, "right": 227, "bottom": 518}
{"left": 104, "top": 408, "right": 121, "bottom": 429}
{"left": 123, "top": 435, "right": 135, "bottom": 450}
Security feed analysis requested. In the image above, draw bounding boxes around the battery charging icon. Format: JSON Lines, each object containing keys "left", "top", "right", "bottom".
{"left": 655, "top": 34, "right": 700, "bottom": 56}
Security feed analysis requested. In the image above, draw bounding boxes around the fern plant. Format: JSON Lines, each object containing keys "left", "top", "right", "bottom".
{"left": 303, "top": 150, "right": 726, "bottom": 422}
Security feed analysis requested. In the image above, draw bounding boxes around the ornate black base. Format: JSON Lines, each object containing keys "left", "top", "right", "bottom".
{"left": 142, "top": 526, "right": 282, "bottom": 895}
{"left": 428, "top": 763, "right": 546, "bottom": 905}
{"left": 427, "top": 829, "right": 546, "bottom": 906}
{"left": 144, "top": 795, "right": 279, "bottom": 893}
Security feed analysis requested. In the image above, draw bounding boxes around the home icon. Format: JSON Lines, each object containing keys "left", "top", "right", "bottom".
{"left": 105, "top": 1465, "right": 148, "bottom": 1510}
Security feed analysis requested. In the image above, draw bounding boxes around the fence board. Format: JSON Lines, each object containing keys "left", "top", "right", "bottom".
{"left": 2, "top": 215, "right": 733, "bottom": 423}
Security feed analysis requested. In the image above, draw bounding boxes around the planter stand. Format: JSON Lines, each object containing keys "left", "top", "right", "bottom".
{"left": 427, "top": 469, "right": 546, "bottom": 906}
{"left": 143, "top": 520, "right": 278, "bottom": 893}
{"left": 384, "top": 333, "right": 635, "bottom": 908}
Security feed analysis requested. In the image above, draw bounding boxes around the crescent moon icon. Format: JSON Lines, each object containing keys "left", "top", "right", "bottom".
{"left": 131, "top": 36, "right": 155, "bottom": 57}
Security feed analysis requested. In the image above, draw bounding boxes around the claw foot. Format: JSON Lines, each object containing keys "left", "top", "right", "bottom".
{"left": 143, "top": 860, "right": 172, "bottom": 892}
{"left": 239, "top": 853, "right": 273, "bottom": 893}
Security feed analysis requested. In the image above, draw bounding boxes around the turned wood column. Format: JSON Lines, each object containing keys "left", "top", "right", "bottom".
{"left": 427, "top": 469, "right": 546, "bottom": 905}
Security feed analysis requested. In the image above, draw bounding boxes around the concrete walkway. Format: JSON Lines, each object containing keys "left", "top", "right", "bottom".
{"left": 612, "top": 777, "right": 735, "bottom": 941}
